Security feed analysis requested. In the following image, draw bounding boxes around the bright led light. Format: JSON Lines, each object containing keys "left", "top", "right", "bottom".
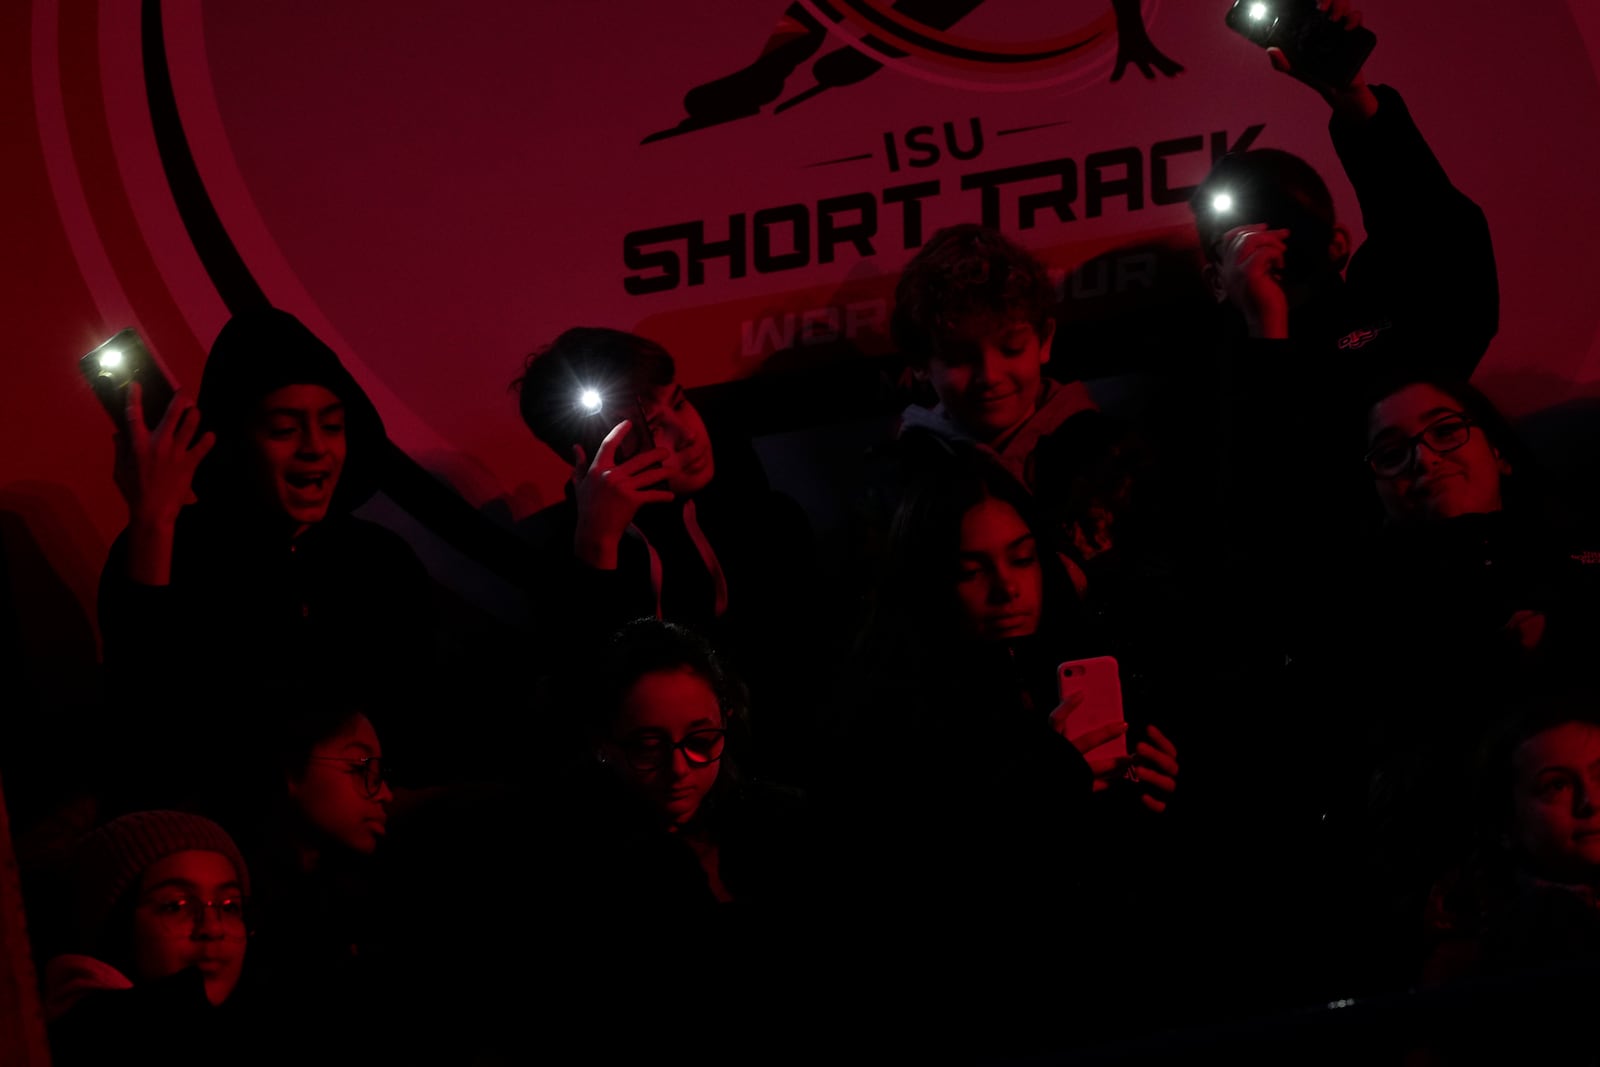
{"left": 579, "top": 388, "right": 602, "bottom": 413}
{"left": 100, "top": 350, "right": 124, "bottom": 369}
{"left": 1212, "top": 193, "right": 1234, "bottom": 213}
{"left": 1249, "top": 3, "right": 1268, "bottom": 20}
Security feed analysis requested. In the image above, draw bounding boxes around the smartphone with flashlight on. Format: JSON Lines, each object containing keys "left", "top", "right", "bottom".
{"left": 574, "top": 388, "right": 666, "bottom": 486}
{"left": 1057, "top": 656, "right": 1127, "bottom": 762}
{"left": 1224, "top": 0, "right": 1376, "bottom": 91}
{"left": 79, "top": 328, "right": 179, "bottom": 433}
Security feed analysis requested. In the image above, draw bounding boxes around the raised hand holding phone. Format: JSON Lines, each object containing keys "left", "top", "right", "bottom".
{"left": 571, "top": 418, "right": 674, "bottom": 570}
{"left": 1225, "top": 0, "right": 1379, "bottom": 118}
{"left": 118, "top": 383, "right": 214, "bottom": 586}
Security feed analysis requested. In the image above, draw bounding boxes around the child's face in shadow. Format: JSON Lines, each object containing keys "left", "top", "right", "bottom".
{"left": 601, "top": 667, "right": 725, "bottom": 827}
{"left": 132, "top": 849, "right": 248, "bottom": 1005}
{"left": 1511, "top": 721, "right": 1600, "bottom": 884}
{"left": 921, "top": 316, "right": 1054, "bottom": 445}
{"left": 954, "top": 495, "right": 1044, "bottom": 643}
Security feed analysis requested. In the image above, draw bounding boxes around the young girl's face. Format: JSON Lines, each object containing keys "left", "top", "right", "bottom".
{"left": 131, "top": 850, "right": 247, "bottom": 1005}
{"left": 954, "top": 495, "right": 1044, "bottom": 642}
{"left": 601, "top": 667, "right": 726, "bottom": 826}
{"left": 1511, "top": 721, "right": 1600, "bottom": 884}
{"left": 288, "top": 713, "right": 392, "bottom": 855}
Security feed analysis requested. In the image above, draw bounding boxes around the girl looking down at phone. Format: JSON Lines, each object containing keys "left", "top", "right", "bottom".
{"left": 97, "top": 308, "right": 433, "bottom": 809}
{"left": 823, "top": 442, "right": 1181, "bottom": 1057}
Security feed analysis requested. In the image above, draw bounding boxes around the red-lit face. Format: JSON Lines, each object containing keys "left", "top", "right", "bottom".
{"left": 131, "top": 850, "right": 247, "bottom": 1005}
{"left": 635, "top": 384, "right": 714, "bottom": 496}
{"left": 1367, "top": 383, "right": 1508, "bottom": 523}
{"left": 252, "top": 384, "right": 348, "bottom": 534}
{"left": 954, "top": 495, "right": 1044, "bottom": 642}
{"left": 1511, "top": 721, "right": 1600, "bottom": 885}
{"left": 288, "top": 713, "right": 392, "bottom": 855}
{"left": 602, "top": 667, "right": 725, "bottom": 827}
{"left": 920, "top": 316, "right": 1054, "bottom": 444}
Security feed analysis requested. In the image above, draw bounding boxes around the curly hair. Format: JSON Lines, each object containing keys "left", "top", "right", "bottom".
{"left": 891, "top": 224, "right": 1056, "bottom": 369}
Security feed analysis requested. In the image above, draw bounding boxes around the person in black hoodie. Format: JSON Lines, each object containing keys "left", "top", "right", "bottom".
{"left": 97, "top": 307, "right": 433, "bottom": 811}
{"left": 512, "top": 327, "right": 817, "bottom": 780}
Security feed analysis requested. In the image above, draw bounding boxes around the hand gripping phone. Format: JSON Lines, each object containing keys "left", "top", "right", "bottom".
{"left": 1225, "top": 0, "right": 1376, "bottom": 91}
{"left": 1057, "top": 655, "right": 1128, "bottom": 762}
{"left": 80, "top": 328, "right": 178, "bottom": 433}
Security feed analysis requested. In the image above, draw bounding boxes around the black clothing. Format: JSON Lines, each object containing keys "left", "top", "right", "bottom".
{"left": 96, "top": 309, "right": 434, "bottom": 808}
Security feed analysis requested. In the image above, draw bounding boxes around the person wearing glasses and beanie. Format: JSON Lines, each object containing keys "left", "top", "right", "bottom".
{"left": 44, "top": 811, "right": 252, "bottom": 1065}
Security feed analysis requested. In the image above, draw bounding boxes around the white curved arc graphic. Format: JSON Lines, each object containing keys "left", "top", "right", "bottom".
{"left": 791, "top": 0, "right": 1163, "bottom": 94}
{"left": 99, "top": 0, "right": 229, "bottom": 364}
{"left": 161, "top": 0, "right": 488, "bottom": 495}
{"left": 31, "top": 0, "right": 138, "bottom": 344}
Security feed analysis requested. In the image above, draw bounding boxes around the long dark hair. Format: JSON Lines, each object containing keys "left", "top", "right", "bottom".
{"left": 857, "top": 438, "right": 1080, "bottom": 678}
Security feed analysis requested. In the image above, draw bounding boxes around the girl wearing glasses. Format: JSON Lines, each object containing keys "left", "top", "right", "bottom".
{"left": 45, "top": 811, "right": 251, "bottom": 1064}
{"left": 1310, "top": 376, "right": 1600, "bottom": 993}
{"left": 567, "top": 619, "right": 805, "bottom": 910}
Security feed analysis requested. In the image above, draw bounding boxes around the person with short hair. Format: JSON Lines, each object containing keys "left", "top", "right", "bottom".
{"left": 513, "top": 327, "right": 818, "bottom": 780}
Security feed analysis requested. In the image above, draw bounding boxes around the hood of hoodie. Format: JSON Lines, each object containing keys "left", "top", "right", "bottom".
{"left": 898, "top": 378, "right": 1097, "bottom": 489}
{"left": 193, "top": 308, "right": 386, "bottom": 518}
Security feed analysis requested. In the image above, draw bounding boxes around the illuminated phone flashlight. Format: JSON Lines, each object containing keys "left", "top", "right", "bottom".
{"left": 1211, "top": 192, "right": 1235, "bottom": 214}
{"left": 578, "top": 387, "right": 603, "bottom": 414}
{"left": 99, "top": 349, "right": 124, "bottom": 371}
{"left": 1249, "top": 2, "right": 1268, "bottom": 20}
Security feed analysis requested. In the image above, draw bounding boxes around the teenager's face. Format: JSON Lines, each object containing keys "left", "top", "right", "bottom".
{"left": 131, "top": 850, "right": 247, "bottom": 1005}
{"left": 252, "top": 384, "right": 347, "bottom": 532}
{"left": 632, "top": 384, "right": 714, "bottom": 496}
{"left": 1511, "top": 721, "right": 1600, "bottom": 884}
{"left": 1367, "top": 383, "right": 1508, "bottom": 523}
{"left": 601, "top": 667, "right": 725, "bottom": 826}
{"left": 954, "top": 495, "right": 1044, "bottom": 642}
{"left": 288, "top": 713, "right": 391, "bottom": 855}
{"left": 920, "top": 316, "right": 1054, "bottom": 444}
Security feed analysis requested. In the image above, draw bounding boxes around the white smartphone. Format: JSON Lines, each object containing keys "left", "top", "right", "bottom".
{"left": 1057, "top": 656, "right": 1127, "bottom": 762}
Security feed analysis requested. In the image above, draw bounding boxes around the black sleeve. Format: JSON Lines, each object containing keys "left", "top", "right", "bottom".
{"left": 1332, "top": 84, "right": 1499, "bottom": 376}
{"left": 96, "top": 529, "right": 183, "bottom": 685}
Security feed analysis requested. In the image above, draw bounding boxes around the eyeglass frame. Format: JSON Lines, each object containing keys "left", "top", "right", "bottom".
{"left": 1364, "top": 413, "right": 1477, "bottom": 478}
{"left": 608, "top": 728, "right": 728, "bottom": 773}
{"left": 139, "top": 893, "right": 250, "bottom": 938}
{"left": 305, "top": 755, "right": 389, "bottom": 798}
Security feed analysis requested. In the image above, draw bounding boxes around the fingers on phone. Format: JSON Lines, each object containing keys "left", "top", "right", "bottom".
{"left": 1135, "top": 743, "right": 1179, "bottom": 776}
{"left": 190, "top": 430, "right": 217, "bottom": 459}
{"left": 1133, "top": 768, "right": 1177, "bottom": 795}
{"left": 1072, "top": 720, "right": 1129, "bottom": 753}
{"left": 1145, "top": 723, "right": 1177, "bottom": 756}
{"left": 616, "top": 447, "right": 671, "bottom": 475}
{"left": 1089, "top": 755, "right": 1133, "bottom": 779}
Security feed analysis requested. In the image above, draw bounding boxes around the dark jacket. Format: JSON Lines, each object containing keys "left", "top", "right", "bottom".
{"left": 47, "top": 964, "right": 254, "bottom": 1067}
{"left": 96, "top": 309, "right": 434, "bottom": 808}
{"left": 521, "top": 431, "right": 820, "bottom": 778}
